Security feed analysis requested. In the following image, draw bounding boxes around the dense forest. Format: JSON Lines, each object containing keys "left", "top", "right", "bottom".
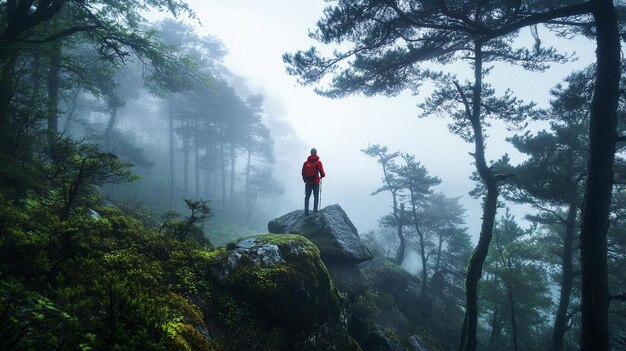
{"left": 1, "top": 0, "right": 626, "bottom": 351}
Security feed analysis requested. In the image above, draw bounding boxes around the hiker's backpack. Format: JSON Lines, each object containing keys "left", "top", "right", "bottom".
{"left": 304, "top": 161, "right": 318, "bottom": 180}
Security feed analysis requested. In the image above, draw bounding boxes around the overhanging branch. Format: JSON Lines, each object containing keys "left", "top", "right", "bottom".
{"left": 0, "top": 25, "right": 102, "bottom": 44}
{"left": 478, "top": 1, "right": 593, "bottom": 43}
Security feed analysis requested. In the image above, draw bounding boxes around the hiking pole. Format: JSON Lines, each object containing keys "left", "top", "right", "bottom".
{"left": 319, "top": 179, "right": 322, "bottom": 209}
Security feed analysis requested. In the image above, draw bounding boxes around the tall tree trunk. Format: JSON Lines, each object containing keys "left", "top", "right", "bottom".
{"left": 229, "top": 142, "right": 236, "bottom": 210}
{"left": 395, "top": 202, "right": 406, "bottom": 265}
{"left": 434, "top": 228, "right": 444, "bottom": 278}
{"left": 183, "top": 129, "right": 189, "bottom": 198}
{"left": 458, "top": 42, "right": 499, "bottom": 351}
{"left": 104, "top": 106, "right": 117, "bottom": 151}
{"left": 204, "top": 164, "right": 209, "bottom": 200}
{"left": 487, "top": 307, "right": 502, "bottom": 351}
{"left": 205, "top": 145, "right": 214, "bottom": 200}
{"left": 580, "top": 0, "right": 620, "bottom": 349}
{"left": 505, "top": 264, "right": 519, "bottom": 351}
{"left": 245, "top": 141, "right": 253, "bottom": 223}
{"left": 552, "top": 200, "right": 577, "bottom": 351}
{"left": 168, "top": 99, "right": 175, "bottom": 207}
{"left": 47, "top": 40, "right": 62, "bottom": 146}
{"left": 29, "top": 51, "right": 43, "bottom": 111}
{"left": 63, "top": 88, "right": 80, "bottom": 132}
{"left": 0, "top": 50, "right": 17, "bottom": 145}
{"left": 194, "top": 130, "right": 200, "bottom": 199}
{"left": 219, "top": 130, "right": 227, "bottom": 209}
{"left": 410, "top": 200, "right": 428, "bottom": 299}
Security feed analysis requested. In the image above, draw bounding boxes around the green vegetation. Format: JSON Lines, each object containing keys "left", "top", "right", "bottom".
{"left": 0, "top": 193, "right": 215, "bottom": 350}
{"left": 0, "top": 1, "right": 294, "bottom": 345}
{"left": 0, "top": 193, "right": 349, "bottom": 350}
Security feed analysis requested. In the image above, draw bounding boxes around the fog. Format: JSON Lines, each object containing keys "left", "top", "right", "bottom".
{"left": 6, "top": 1, "right": 626, "bottom": 349}
{"left": 154, "top": 0, "right": 597, "bottom": 238}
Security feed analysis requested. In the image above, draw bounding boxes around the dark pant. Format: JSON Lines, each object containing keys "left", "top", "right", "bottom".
{"left": 304, "top": 183, "right": 320, "bottom": 214}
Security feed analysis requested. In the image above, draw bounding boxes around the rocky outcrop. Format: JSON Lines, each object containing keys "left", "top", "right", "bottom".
{"left": 268, "top": 204, "right": 372, "bottom": 263}
{"left": 201, "top": 230, "right": 442, "bottom": 350}
{"left": 352, "top": 256, "right": 461, "bottom": 351}
{"left": 349, "top": 257, "right": 434, "bottom": 351}
{"left": 268, "top": 204, "right": 372, "bottom": 297}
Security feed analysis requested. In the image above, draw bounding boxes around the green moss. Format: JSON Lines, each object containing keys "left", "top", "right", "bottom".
{"left": 193, "top": 247, "right": 225, "bottom": 263}
{"left": 164, "top": 322, "right": 210, "bottom": 351}
{"left": 226, "top": 234, "right": 340, "bottom": 319}
{"left": 215, "top": 293, "right": 249, "bottom": 330}
{"left": 167, "top": 293, "right": 204, "bottom": 325}
{"left": 209, "top": 291, "right": 284, "bottom": 350}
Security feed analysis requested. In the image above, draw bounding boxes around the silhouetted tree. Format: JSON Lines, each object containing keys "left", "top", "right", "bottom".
{"left": 482, "top": 211, "right": 552, "bottom": 351}
{"left": 423, "top": 192, "right": 471, "bottom": 298}
{"left": 397, "top": 153, "right": 441, "bottom": 298}
{"left": 506, "top": 69, "right": 592, "bottom": 351}
{"left": 362, "top": 144, "right": 407, "bottom": 264}
{"left": 578, "top": 2, "right": 621, "bottom": 349}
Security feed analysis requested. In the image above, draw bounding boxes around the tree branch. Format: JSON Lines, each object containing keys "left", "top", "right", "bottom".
{"left": 453, "top": 80, "right": 472, "bottom": 121}
{"left": 382, "top": 0, "right": 475, "bottom": 34}
{"left": 533, "top": 204, "right": 568, "bottom": 225}
{"left": 478, "top": 1, "right": 594, "bottom": 43}
{"left": 2, "top": 0, "right": 65, "bottom": 41}
{"left": 437, "top": 0, "right": 491, "bottom": 32}
{"left": 493, "top": 173, "right": 515, "bottom": 181}
{"left": 610, "top": 293, "right": 626, "bottom": 301}
{"left": 1, "top": 25, "right": 102, "bottom": 44}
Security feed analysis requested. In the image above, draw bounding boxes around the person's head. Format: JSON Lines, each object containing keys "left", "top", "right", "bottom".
{"left": 310, "top": 148, "right": 317, "bottom": 156}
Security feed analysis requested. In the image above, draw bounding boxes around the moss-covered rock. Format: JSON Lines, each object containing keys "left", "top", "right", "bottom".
{"left": 205, "top": 234, "right": 359, "bottom": 350}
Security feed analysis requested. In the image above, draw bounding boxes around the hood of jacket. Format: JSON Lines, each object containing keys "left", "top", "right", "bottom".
{"left": 307, "top": 155, "right": 320, "bottom": 162}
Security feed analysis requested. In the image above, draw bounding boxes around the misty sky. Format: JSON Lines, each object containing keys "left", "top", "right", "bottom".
{"left": 172, "top": 0, "right": 597, "bottom": 238}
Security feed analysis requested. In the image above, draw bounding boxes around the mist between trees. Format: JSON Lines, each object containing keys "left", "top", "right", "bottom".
{"left": 1, "top": 1, "right": 626, "bottom": 351}
{"left": 2, "top": 13, "right": 289, "bottom": 241}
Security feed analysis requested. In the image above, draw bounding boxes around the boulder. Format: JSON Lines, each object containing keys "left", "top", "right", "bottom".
{"left": 268, "top": 204, "right": 372, "bottom": 264}
{"left": 207, "top": 234, "right": 360, "bottom": 350}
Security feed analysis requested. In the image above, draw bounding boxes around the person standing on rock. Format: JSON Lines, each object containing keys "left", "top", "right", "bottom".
{"left": 302, "top": 148, "right": 326, "bottom": 215}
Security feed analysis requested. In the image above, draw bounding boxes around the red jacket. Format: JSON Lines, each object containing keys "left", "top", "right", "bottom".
{"left": 302, "top": 155, "right": 325, "bottom": 184}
